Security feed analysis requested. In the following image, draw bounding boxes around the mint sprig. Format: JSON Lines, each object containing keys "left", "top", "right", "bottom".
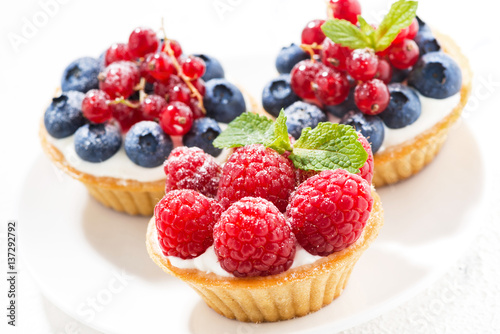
{"left": 213, "top": 111, "right": 368, "bottom": 173}
{"left": 321, "top": 0, "right": 418, "bottom": 52}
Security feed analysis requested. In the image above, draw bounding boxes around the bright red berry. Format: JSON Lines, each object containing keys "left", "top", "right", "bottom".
{"left": 104, "top": 43, "right": 133, "bottom": 66}
{"left": 188, "top": 98, "right": 205, "bottom": 120}
{"left": 98, "top": 61, "right": 140, "bottom": 99}
{"left": 168, "top": 84, "right": 191, "bottom": 104}
{"left": 290, "top": 60, "right": 325, "bottom": 100}
{"left": 192, "top": 78, "right": 206, "bottom": 96}
{"left": 154, "top": 75, "right": 184, "bottom": 98}
{"left": 301, "top": 19, "right": 326, "bottom": 47}
{"left": 296, "top": 169, "right": 319, "bottom": 185}
{"left": 287, "top": 169, "right": 373, "bottom": 256}
{"left": 356, "top": 133, "right": 374, "bottom": 184}
{"left": 145, "top": 52, "right": 176, "bottom": 82}
{"left": 354, "top": 79, "right": 390, "bottom": 115}
{"left": 155, "top": 189, "right": 223, "bottom": 259}
{"left": 159, "top": 101, "right": 194, "bottom": 136}
{"left": 81, "top": 89, "right": 112, "bottom": 123}
{"left": 163, "top": 39, "right": 183, "bottom": 58}
{"left": 128, "top": 27, "right": 159, "bottom": 58}
{"left": 217, "top": 144, "right": 296, "bottom": 212}
{"left": 140, "top": 94, "right": 167, "bottom": 120}
{"left": 111, "top": 102, "right": 144, "bottom": 132}
{"left": 387, "top": 39, "right": 420, "bottom": 69}
{"left": 320, "top": 38, "right": 352, "bottom": 71}
{"left": 313, "top": 67, "right": 350, "bottom": 105}
{"left": 346, "top": 49, "right": 379, "bottom": 82}
{"left": 181, "top": 56, "right": 206, "bottom": 80}
{"left": 327, "top": 0, "right": 361, "bottom": 24}
{"left": 406, "top": 18, "right": 419, "bottom": 40}
{"left": 213, "top": 197, "right": 296, "bottom": 277}
{"left": 374, "top": 58, "right": 393, "bottom": 84}
{"left": 164, "top": 147, "right": 222, "bottom": 198}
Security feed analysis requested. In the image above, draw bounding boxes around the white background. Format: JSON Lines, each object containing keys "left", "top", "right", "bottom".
{"left": 1, "top": 0, "right": 500, "bottom": 333}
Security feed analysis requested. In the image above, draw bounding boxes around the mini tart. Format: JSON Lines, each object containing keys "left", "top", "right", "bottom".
{"left": 146, "top": 190, "right": 383, "bottom": 323}
{"left": 39, "top": 90, "right": 263, "bottom": 216}
{"left": 372, "top": 31, "right": 473, "bottom": 187}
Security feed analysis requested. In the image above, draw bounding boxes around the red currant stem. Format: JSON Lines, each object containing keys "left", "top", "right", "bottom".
{"left": 108, "top": 97, "right": 140, "bottom": 109}
{"left": 300, "top": 43, "right": 323, "bottom": 61}
{"left": 160, "top": 20, "right": 206, "bottom": 114}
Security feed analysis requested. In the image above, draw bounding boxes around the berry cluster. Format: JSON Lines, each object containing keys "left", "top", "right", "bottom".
{"left": 46, "top": 25, "right": 247, "bottom": 167}
{"left": 155, "top": 138, "right": 374, "bottom": 278}
{"left": 264, "top": 0, "right": 461, "bottom": 155}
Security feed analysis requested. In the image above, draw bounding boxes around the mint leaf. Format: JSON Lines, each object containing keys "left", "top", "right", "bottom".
{"left": 321, "top": 19, "right": 372, "bottom": 50}
{"left": 212, "top": 111, "right": 292, "bottom": 153}
{"left": 358, "top": 15, "right": 376, "bottom": 45}
{"left": 289, "top": 123, "right": 367, "bottom": 173}
{"left": 374, "top": 0, "right": 418, "bottom": 51}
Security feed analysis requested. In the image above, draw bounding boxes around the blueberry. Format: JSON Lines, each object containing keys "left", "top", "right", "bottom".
{"left": 44, "top": 91, "right": 86, "bottom": 139}
{"left": 183, "top": 117, "right": 222, "bottom": 157}
{"left": 261, "top": 74, "right": 300, "bottom": 117}
{"left": 340, "top": 110, "right": 385, "bottom": 154}
{"left": 61, "top": 57, "right": 101, "bottom": 93}
{"left": 408, "top": 52, "right": 462, "bottom": 99}
{"left": 414, "top": 28, "right": 441, "bottom": 55}
{"left": 204, "top": 79, "right": 246, "bottom": 123}
{"left": 324, "top": 88, "right": 357, "bottom": 118}
{"left": 284, "top": 101, "right": 327, "bottom": 139}
{"left": 193, "top": 54, "right": 225, "bottom": 81}
{"left": 379, "top": 83, "right": 421, "bottom": 129}
{"left": 275, "top": 43, "right": 309, "bottom": 74}
{"left": 390, "top": 68, "right": 410, "bottom": 83}
{"left": 98, "top": 51, "right": 106, "bottom": 71}
{"left": 74, "top": 122, "right": 122, "bottom": 163}
{"left": 124, "top": 121, "right": 173, "bottom": 167}
{"left": 416, "top": 16, "right": 426, "bottom": 31}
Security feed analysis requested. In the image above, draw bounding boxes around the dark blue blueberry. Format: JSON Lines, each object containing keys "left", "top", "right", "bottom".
{"left": 124, "top": 121, "right": 173, "bottom": 167}
{"left": 61, "top": 57, "right": 101, "bottom": 93}
{"left": 44, "top": 91, "right": 86, "bottom": 139}
{"left": 379, "top": 84, "right": 421, "bottom": 129}
{"left": 416, "top": 16, "right": 426, "bottom": 31}
{"left": 275, "top": 43, "right": 309, "bottom": 74}
{"left": 144, "top": 81, "right": 155, "bottom": 95}
{"left": 408, "top": 52, "right": 462, "bottom": 99}
{"left": 414, "top": 27, "right": 441, "bottom": 55}
{"left": 340, "top": 110, "right": 385, "bottom": 154}
{"left": 74, "top": 122, "right": 122, "bottom": 163}
{"left": 324, "top": 88, "right": 357, "bottom": 118}
{"left": 284, "top": 101, "right": 327, "bottom": 139}
{"left": 98, "top": 51, "right": 106, "bottom": 71}
{"left": 390, "top": 68, "right": 410, "bottom": 83}
{"left": 183, "top": 117, "right": 223, "bottom": 157}
{"left": 261, "top": 74, "right": 300, "bottom": 117}
{"left": 193, "top": 54, "right": 225, "bottom": 81}
{"left": 204, "top": 79, "right": 246, "bottom": 123}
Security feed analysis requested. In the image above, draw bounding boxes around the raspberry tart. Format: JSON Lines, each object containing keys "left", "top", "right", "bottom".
{"left": 147, "top": 112, "right": 384, "bottom": 322}
{"left": 40, "top": 26, "right": 259, "bottom": 215}
{"left": 264, "top": 0, "right": 472, "bottom": 187}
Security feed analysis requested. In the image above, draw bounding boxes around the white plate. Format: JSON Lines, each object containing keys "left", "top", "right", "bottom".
{"left": 20, "top": 123, "right": 485, "bottom": 334}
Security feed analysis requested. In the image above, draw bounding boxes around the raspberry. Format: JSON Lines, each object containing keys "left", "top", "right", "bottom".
{"left": 357, "top": 133, "right": 374, "bottom": 184}
{"left": 213, "top": 197, "right": 296, "bottom": 277}
{"left": 286, "top": 169, "right": 373, "bottom": 256}
{"left": 217, "top": 144, "right": 296, "bottom": 212}
{"left": 155, "top": 189, "right": 222, "bottom": 259}
{"left": 164, "top": 147, "right": 222, "bottom": 198}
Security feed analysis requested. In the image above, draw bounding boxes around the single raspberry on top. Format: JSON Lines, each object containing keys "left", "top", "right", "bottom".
{"left": 286, "top": 169, "right": 373, "bottom": 256}
{"left": 217, "top": 144, "right": 296, "bottom": 212}
{"left": 213, "top": 197, "right": 296, "bottom": 277}
{"left": 155, "top": 189, "right": 222, "bottom": 259}
{"left": 357, "top": 133, "right": 374, "bottom": 184}
{"left": 164, "top": 147, "right": 222, "bottom": 198}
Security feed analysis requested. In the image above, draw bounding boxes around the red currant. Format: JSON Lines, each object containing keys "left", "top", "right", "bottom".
{"left": 406, "top": 18, "right": 419, "bottom": 40}
{"left": 153, "top": 75, "right": 183, "bottom": 98}
{"left": 160, "top": 102, "right": 194, "bottom": 136}
{"left": 128, "top": 27, "right": 159, "bottom": 58}
{"left": 374, "top": 58, "right": 392, "bottom": 84}
{"left": 169, "top": 84, "right": 191, "bottom": 104}
{"left": 140, "top": 94, "right": 168, "bottom": 120}
{"left": 188, "top": 98, "right": 205, "bottom": 119}
{"left": 327, "top": 0, "right": 361, "bottom": 25}
{"left": 290, "top": 60, "right": 325, "bottom": 100}
{"left": 111, "top": 103, "right": 144, "bottom": 132}
{"left": 192, "top": 78, "right": 206, "bottom": 96}
{"left": 346, "top": 49, "right": 379, "bottom": 82}
{"left": 301, "top": 19, "right": 326, "bottom": 47}
{"left": 320, "top": 38, "right": 352, "bottom": 71}
{"left": 387, "top": 39, "right": 420, "bottom": 69}
{"left": 104, "top": 43, "right": 132, "bottom": 66}
{"left": 354, "top": 79, "right": 389, "bottom": 115}
{"left": 181, "top": 56, "right": 206, "bottom": 80}
{"left": 312, "top": 67, "right": 349, "bottom": 105}
{"left": 82, "top": 89, "right": 112, "bottom": 123}
{"left": 146, "top": 52, "right": 176, "bottom": 82}
{"left": 164, "top": 39, "right": 183, "bottom": 58}
{"left": 99, "top": 61, "right": 140, "bottom": 99}
{"left": 139, "top": 53, "right": 155, "bottom": 82}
